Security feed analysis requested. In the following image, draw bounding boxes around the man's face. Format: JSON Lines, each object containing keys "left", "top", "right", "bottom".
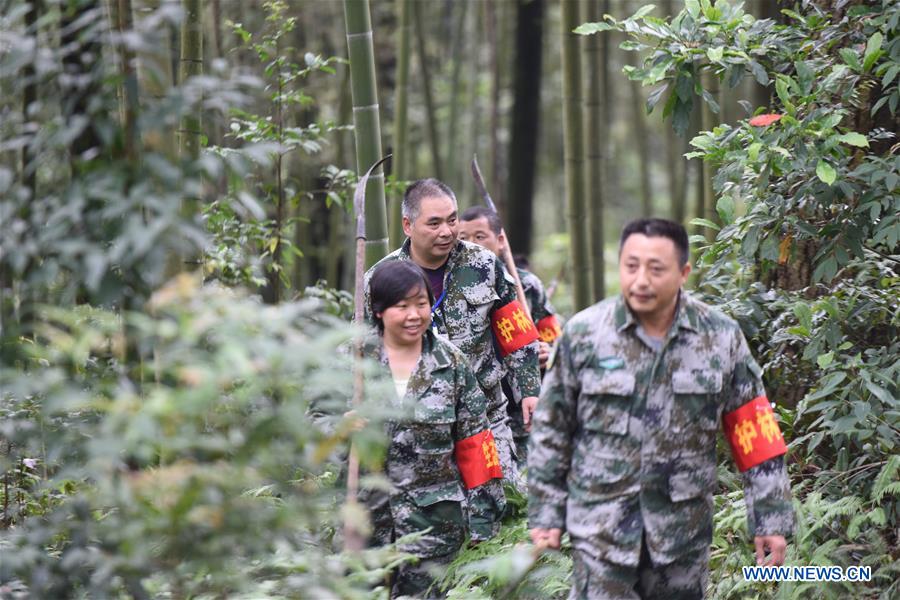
{"left": 458, "top": 216, "right": 504, "bottom": 257}
{"left": 619, "top": 233, "right": 691, "bottom": 321}
{"left": 402, "top": 194, "right": 458, "bottom": 267}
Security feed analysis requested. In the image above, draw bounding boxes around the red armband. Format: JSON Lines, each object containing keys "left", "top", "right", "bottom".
{"left": 491, "top": 300, "right": 539, "bottom": 356}
{"left": 454, "top": 429, "right": 503, "bottom": 489}
{"left": 536, "top": 314, "right": 562, "bottom": 343}
{"left": 723, "top": 396, "right": 787, "bottom": 472}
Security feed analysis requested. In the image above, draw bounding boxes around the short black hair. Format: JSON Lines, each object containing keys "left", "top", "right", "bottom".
{"left": 619, "top": 218, "right": 690, "bottom": 266}
{"left": 402, "top": 178, "right": 457, "bottom": 222}
{"left": 460, "top": 205, "right": 502, "bottom": 235}
{"left": 368, "top": 261, "right": 434, "bottom": 333}
{"left": 513, "top": 253, "right": 530, "bottom": 271}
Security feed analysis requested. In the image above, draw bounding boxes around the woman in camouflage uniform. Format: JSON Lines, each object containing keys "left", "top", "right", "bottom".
{"left": 367, "top": 261, "right": 506, "bottom": 597}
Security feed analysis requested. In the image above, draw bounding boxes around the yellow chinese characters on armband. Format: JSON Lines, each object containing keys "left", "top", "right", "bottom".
{"left": 454, "top": 429, "right": 503, "bottom": 489}
{"left": 723, "top": 396, "right": 788, "bottom": 472}
{"left": 491, "top": 300, "right": 540, "bottom": 356}
{"left": 536, "top": 314, "right": 562, "bottom": 343}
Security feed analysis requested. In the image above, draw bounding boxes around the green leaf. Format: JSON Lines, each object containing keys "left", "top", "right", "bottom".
{"left": 689, "top": 218, "right": 721, "bottom": 231}
{"left": 872, "top": 456, "right": 900, "bottom": 502}
{"left": 573, "top": 22, "right": 614, "bottom": 35}
{"left": 685, "top": 0, "right": 701, "bottom": 18}
{"left": 748, "top": 60, "right": 769, "bottom": 86}
{"left": 716, "top": 194, "right": 735, "bottom": 224}
{"left": 839, "top": 48, "right": 861, "bottom": 72}
{"left": 812, "top": 255, "right": 838, "bottom": 283}
{"left": 707, "top": 47, "right": 724, "bottom": 63}
{"left": 816, "top": 160, "right": 837, "bottom": 185}
{"left": 863, "top": 32, "right": 883, "bottom": 73}
{"left": 631, "top": 4, "right": 657, "bottom": 19}
{"left": 836, "top": 132, "right": 869, "bottom": 147}
{"left": 748, "top": 142, "right": 762, "bottom": 162}
{"left": 817, "top": 352, "right": 834, "bottom": 369}
{"left": 794, "top": 302, "right": 812, "bottom": 329}
{"left": 882, "top": 64, "right": 900, "bottom": 88}
{"left": 774, "top": 76, "right": 792, "bottom": 111}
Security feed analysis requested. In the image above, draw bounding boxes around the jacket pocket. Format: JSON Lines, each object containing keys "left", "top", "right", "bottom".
{"left": 579, "top": 371, "right": 635, "bottom": 436}
{"left": 462, "top": 283, "right": 500, "bottom": 333}
{"left": 409, "top": 480, "right": 466, "bottom": 507}
{"left": 672, "top": 369, "right": 722, "bottom": 431}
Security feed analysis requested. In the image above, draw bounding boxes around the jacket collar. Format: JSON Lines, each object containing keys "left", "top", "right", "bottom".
{"left": 614, "top": 290, "right": 698, "bottom": 336}
{"left": 398, "top": 237, "right": 463, "bottom": 273}
{"left": 369, "top": 327, "right": 452, "bottom": 374}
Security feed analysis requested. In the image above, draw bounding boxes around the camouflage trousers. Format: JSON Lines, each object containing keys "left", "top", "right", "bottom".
{"left": 569, "top": 534, "right": 708, "bottom": 600}
{"left": 486, "top": 385, "right": 526, "bottom": 495}
{"left": 505, "top": 395, "right": 530, "bottom": 466}
{"left": 365, "top": 489, "right": 466, "bottom": 598}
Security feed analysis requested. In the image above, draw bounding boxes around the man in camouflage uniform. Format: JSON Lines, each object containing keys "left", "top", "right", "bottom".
{"left": 459, "top": 206, "right": 562, "bottom": 462}
{"left": 365, "top": 179, "right": 542, "bottom": 508}
{"left": 528, "top": 218, "right": 794, "bottom": 599}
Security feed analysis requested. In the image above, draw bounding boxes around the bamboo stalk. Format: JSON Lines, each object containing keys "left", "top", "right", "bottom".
{"left": 584, "top": 0, "right": 605, "bottom": 301}
{"left": 390, "top": 0, "right": 411, "bottom": 248}
{"left": 179, "top": 0, "right": 203, "bottom": 161}
{"left": 561, "top": 0, "right": 592, "bottom": 310}
{"left": 344, "top": 0, "right": 389, "bottom": 267}
{"left": 412, "top": 0, "right": 443, "bottom": 180}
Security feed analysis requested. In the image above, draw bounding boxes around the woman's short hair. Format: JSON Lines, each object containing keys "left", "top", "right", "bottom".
{"left": 368, "top": 261, "right": 434, "bottom": 333}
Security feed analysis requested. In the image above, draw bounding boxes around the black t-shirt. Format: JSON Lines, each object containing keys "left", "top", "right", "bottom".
{"left": 421, "top": 262, "right": 447, "bottom": 304}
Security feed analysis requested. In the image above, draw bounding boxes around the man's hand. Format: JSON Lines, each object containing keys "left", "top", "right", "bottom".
{"left": 754, "top": 535, "right": 787, "bottom": 566}
{"left": 530, "top": 527, "right": 562, "bottom": 551}
{"left": 538, "top": 341, "right": 551, "bottom": 369}
{"left": 343, "top": 410, "right": 367, "bottom": 432}
{"left": 522, "top": 396, "right": 539, "bottom": 432}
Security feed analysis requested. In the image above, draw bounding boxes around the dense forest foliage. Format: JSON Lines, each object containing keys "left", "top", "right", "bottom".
{"left": 1, "top": 0, "right": 897, "bottom": 598}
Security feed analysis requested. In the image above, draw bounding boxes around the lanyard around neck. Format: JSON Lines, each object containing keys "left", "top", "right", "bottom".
{"left": 430, "top": 272, "right": 451, "bottom": 331}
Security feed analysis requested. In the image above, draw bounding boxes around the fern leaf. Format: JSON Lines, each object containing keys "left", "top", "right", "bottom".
{"left": 872, "top": 456, "right": 900, "bottom": 502}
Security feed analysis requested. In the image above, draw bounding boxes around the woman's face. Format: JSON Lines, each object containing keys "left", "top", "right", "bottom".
{"left": 377, "top": 285, "right": 431, "bottom": 345}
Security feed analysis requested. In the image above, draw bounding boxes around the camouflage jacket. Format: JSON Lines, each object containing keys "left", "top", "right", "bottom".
{"left": 365, "top": 239, "right": 541, "bottom": 419}
{"left": 517, "top": 267, "right": 555, "bottom": 325}
{"left": 528, "top": 292, "right": 794, "bottom": 566}
{"left": 369, "top": 330, "right": 505, "bottom": 540}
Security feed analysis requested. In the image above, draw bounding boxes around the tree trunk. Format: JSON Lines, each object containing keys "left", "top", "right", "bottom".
{"left": 628, "top": 57, "right": 652, "bottom": 217}
{"left": 390, "top": 0, "right": 411, "bottom": 248}
{"left": 136, "top": 0, "right": 176, "bottom": 160}
{"left": 445, "top": 0, "right": 469, "bottom": 194}
{"left": 584, "top": 0, "right": 605, "bottom": 301}
{"left": 661, "top": 0, "right": 685, "bottom": 224}
{"left": 506, "top": 0, "right": 543, "bottom": 257}
{"left": 485, "top": 0, "right": 504, "bottom": 217}
{"left": 344, "top": 0, "right": 389, "bottom": 268}
{"left": 179, "top": 0, "right": 202, "bottom": 161}
{"left": 463, "top": 2, "right": 483, "bottom": 207}
{"left": 561, "top": 0, "right": 592, "bottom": 310}
{"left": 22, "top": 0, "right": 39, "bottom": 200}
{"left": 412, "top": 0, "right": 443, "bottom": 181}
{"left": 697, "top": 69, "right": 717, "bottom": 237}
{"left": 61, "top": 0, "right": 105, "bottom": 171}
{"left": 210, "top": 0, "right": 223, "bottom": 58}
{"left": 113, "top": 0, "right": 140, "bottom": 163}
